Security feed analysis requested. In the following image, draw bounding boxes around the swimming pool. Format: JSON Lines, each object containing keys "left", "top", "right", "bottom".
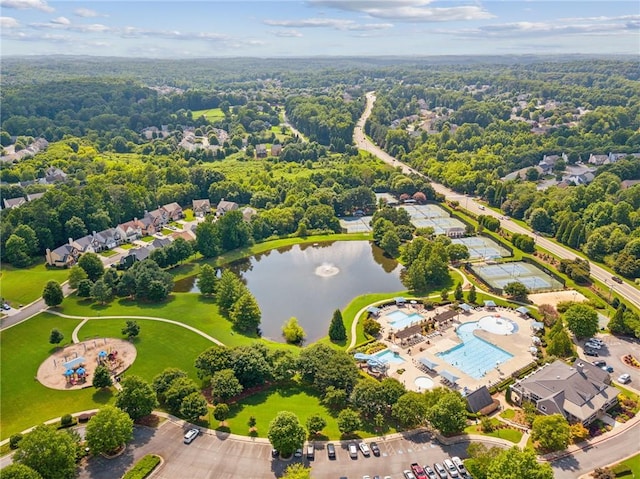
{"left": 373, "top": 349, "right": 406, "bottom": 365}
{"left": 436, "top": 322, "right": 513, "bottom": 379}
{"left": 386, "top": 310, "right": 424, "bottom": 329}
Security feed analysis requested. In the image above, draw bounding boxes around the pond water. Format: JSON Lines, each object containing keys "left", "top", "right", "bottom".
{"left": 174, "top": 241, "right": 404, "bottom": 343}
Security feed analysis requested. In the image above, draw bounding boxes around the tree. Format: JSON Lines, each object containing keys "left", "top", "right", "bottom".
{"left": 231, "top": 345, "right": 272, "bottom": 388}
{"left": 337, "top": 408, "right": 362, "bottom": 435}
{"left": 13, "top": 224, "right": 38, "bottom": 256}
{"left": 180, "top": 392, "right": 209, "bottom": 423}
{"left": 298, "top": 344, "right": 359, "bottom": 394}
{"left": 529, "top": 208, "right": 552, "bottom": 233}
{"left": 215, "top": 270, "right": 244, "bottom": 315}
{"left": 454, "top": 282, "right": 463, "bottom": 301}
{"left": 350, "top": 380, "right": 386, "bottom": 419}
{"left": 486, "top": 446, "right": 553, "bottom": 479}
{"left": 13, "top": 424, "right": 78, "bottom": 479}
{"left": 607, "top": 305, "right": 627, "bottom": 335}
{"left": 42, "top": 281, "right": 63, "bottom": 307}
{"left": 91, "top": 279, "right": 112, "bottom": 304}
{"left": 465, "top": 443, "right": 502, "bottom": 479}
{"left": 64, "top": 216, "right": 87, "bottom": 240}
{"left": 5, "top": 234, "right": 31, "bottom": 267}
{"left": 427, "top": 391, "right": 468, "bottom": 435}
{"left": 1, "top": 463, "right": 43, "bottom": 479}
{"left": 210, "top": 369, "right": 243, "bottom": 402}
{"left": 102, "top": 267, "right": 119, "bottom": 289}
{"left": 282, "top": 317, "right": 305, "bottom": 344}
{"left": 213, "top": 403, "right": 230, "bottom": 423}
{"left": 121, "top": 320, "right": 140, "bottom": 339}
{"left": 194, "top": 345, "right": 232, "bottom": 380}
{"left": 197, "top": 264, "right": 217, "bottom": 296}
{"left": 195, "top": 221, "right": 220, "bottom": 259}
{"left": 328, "top": 309, "right": 347, "bottom": 341}
{"left": 531, "top": 414, "right": 570, "bottom": 452}
{"left": 321, "top": 386, "right": 348, "bottom": 410}
{"left": 468, "top": 284, "right": 477, "bottom": 303}
{"left": 67, "top": 265, "right": 88, "bottom": 289}
{"left": 362, "top": 317, "right": 381, "bottom": 337}
{"left": 230, "top": 292, "right": 261, "bottom": 332}
{"left": 93, "top": 364, "right": 113, "bottom": 389}
{"left": 49, "top": 328, "right": 64, "bottom": 346}
{"left": 115, "top": 375, "right": 157, "bottom": 421}
{"left": 268, "top": 411, "right": 306, "bottom": 456}
{"left": 503, "top": 281, "right": 528, "bottom": 301}
{"left": 164, "top": 377, "right": 199, "bottom": 414}
{"left": 77, "top": 279, "right": 93, "bottom": 297}
{"left": 564, "top": 304, "right": 599, "bottom": 339}
{"left": 393, "top": 392, "right": 428, "bottom": 429}
{"left": 152, "top": 368, "right": 188, "bottom": 400}
{"left": 282, "top": 463, "right": 311, "bottom": 479}
{"left": 306, "top": 414, "right": 327, "bottom": 436}
{"left": 78, "top": 252, "right": 104, "bottom": 282}
{"left": 85, "top": 406, "right": 134, "bottom": 455}
{"left": 380, "top": 229, "right": 401, "bottom": 257}
{"left": 546, "top": 324, "right": 573, "bottom": 357}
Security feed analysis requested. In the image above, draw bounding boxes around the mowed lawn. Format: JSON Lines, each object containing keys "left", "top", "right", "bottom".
{"left": 0, "top": 313, "right": 107, "bottom": 440}
{"left": 192, "top": 108, "right": 225, "bottom": 122}
{"left": 0, "top": 261, "right": 69, "bottom": 306}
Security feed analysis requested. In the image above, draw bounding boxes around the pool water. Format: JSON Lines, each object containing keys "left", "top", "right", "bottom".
{"left": 373, "top": 349, "right": 406, "bottom": 364}
{"left": 386, "top": 310, "right": 424, "bottom": 329}
{"left": 437, "top": 322, "right": 513, "bottom": 379}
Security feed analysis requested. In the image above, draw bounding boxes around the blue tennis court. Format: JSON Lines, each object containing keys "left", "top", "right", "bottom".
{"left": 452, "top": 236, "right": 510, "bottom": 260}
{"left": 474, "top": 261, "right": 563, "bottom": 292}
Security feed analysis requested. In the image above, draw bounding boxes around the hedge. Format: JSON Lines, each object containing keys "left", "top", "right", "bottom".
{"left": 121, "top": 454, "right": 161, "bottom": 479}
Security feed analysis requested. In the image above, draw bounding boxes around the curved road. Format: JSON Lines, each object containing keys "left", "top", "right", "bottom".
{"left": 355, "top": 92, "right": 640, "bottom": 311}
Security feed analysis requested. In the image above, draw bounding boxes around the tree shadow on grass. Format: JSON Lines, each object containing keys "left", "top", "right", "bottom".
{"left": 92, "top": 388, "right": 113, "bottom": 403}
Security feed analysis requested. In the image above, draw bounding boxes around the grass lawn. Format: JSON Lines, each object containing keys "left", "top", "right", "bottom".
{"left": 618, "top": 453, "right": 640, "bottom": 476}
{"left": 499, "top": 408, "right": 516, "bottom": 420}
{"left": 140, "top": 236, "right": 155, "bottom": 243}
{"left": 100, "top": 249, "right": 118, "bottom": 257}
{"left": 161, "top": 228, "right": 173, "bottom": 235}
{"left": 0, "top": 313, "right": 107, "bottom": 440}
{"left": 192, "top": 108, "right": 225, "bottom": 122}
{"left": 120, "top": 243, "right": 135, "bottom": 250}
{"left": 218, "top": 381, "right": 397, "bottom": 440}
{"left": 464, "top": 419, "right": 523, "bottom": 443}
{"left": 0, "top": 261, "right": 69, "bottom": 306}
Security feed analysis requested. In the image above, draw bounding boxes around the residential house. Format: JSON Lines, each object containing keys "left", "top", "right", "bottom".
{"left": 588, "top": 154, "right": 610, "bottom": 166}
{"left": 3, "top": 197, "right": 26, "bottom": 209}
{"left": 538, "top": 153, "right": 567, "bottom": 174}
{"left": 562, "top": 171, "right": 595, "bottom": 185}
{"left": 118, "top": 219, "right": 143, "bottom": 242}
{"left": 150, "top": 237, "right": 172, "bottom": 250}
{"left": 145, "top": 208, "right": 167, "bottom": 228}
{"left": 242, "top": 207, "right": 257, "bottom": 222}
{"left": 216, "top": 200, "right": 239, "bottom": 217}
{"left": 608, "top": 152, "right": 640, "bottom": 162}
{"left": 161, "top": 202, "right": 183, "bottom": 222}
{"left": 45, "top": 244, "right": 79, "bottom": 268}
{"left": 71, "top": 234, "right": 100, "bottom": 254}
{"left": 510, "top": 360, "right": 618, "bottom": 425}
{"left": 26, "top": 192, "right": 45, "bottom": 202}
{"left": 270, "top": 144, "right": 282, "bottom": 157}
{"left": 621, "top": 179, "right": 640, "bottom": 190}
{"left": 192, "top": 199, "right": 211, "bottom": 217}
{"left": 255, "top": 144, "right": 268, "bottom": 158}
{"left": 119, "top": 247, "right": 152, "bottom": 269}
{"left": 95, "top": 228, "right": 124, "bottom": 251}
{"left": 44, "top": 167, "right": 68, "bottom": 184}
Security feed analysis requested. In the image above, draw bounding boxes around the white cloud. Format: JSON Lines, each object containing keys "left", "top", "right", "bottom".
{"left": 0, "top": 0, "right": 53, "bottom": 12}
{"left": 29, "top": 19, "right": 111, "bottom": 33}
{"left": 74, "top": 8, "right": 102, "bottom": 18}
{"left": 273, "top": 30, "right": 304, "bottom": 37}
{"left": 309, "top": 0, "right": 494, "bottom": 22}
{"left": 51, "top": 16, "right": 70, "bottom": 25}
{"left": 264, "top": 17, "right": 392, "bottom": 31}
{"left": 0, "top": 16, "right": 20, "bottom": 28}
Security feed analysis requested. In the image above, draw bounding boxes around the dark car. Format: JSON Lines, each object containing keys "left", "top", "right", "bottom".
{"left": 584, "top": 349, "right": 599, "bottom": 357}
{"left": 370, "top": 441, "right": 380, "bottom": 456}
{"left": 612, "top": 276, "right": 623, "bottom": 284}
{"left": 593, "top": 360, "right": 606, "bottom": 367}
{"left": 271, "top": 448, "right": 279, "bottom": 458}
{"left": 327, "top": 443, "right": 336, "bottom": 459}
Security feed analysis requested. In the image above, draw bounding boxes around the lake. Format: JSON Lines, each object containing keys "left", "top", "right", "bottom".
{"left": 174, "top": 241, "right": 405, "bottom": 343}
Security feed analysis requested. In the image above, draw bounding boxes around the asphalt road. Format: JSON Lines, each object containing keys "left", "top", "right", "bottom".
{"left": 355, "top": 92, "right": 640, "bottom": 311}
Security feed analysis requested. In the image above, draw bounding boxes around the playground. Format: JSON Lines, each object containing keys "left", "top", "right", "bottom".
{"left": 36, "top": 338, "right": 136, "bottom": 390}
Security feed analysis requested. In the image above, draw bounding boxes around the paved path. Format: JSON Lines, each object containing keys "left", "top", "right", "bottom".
{"left": 46, "top": 310, "right": 225, "bottom": 346}
{"left": 71, "top": 318, "right": 89, "bottom": 343}
{"left": 0, "top": 282, "right": 74, "bottom": 331}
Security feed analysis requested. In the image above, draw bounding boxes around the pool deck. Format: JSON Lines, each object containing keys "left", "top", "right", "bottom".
{"left": 376, "top": 305, "right": 536, "bottom": 394}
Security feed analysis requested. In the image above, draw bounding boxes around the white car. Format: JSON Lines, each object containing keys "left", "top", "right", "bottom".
{"left": 585, "top": 342, "right": 601, "bottom": 350}
{"left": 183, "top": 428, "right": 199, "bottom": 444}
{"left": 618, "top": 373, "right": 631, "bottom": 384}
{"left": 358, "top": 441, "right": 371, "bottom": 457}
{"left": 444, "top": 458, "right": 459, "bottom": 478}
{"left": 452, "top": 456, "right": 468, "bottom": 475}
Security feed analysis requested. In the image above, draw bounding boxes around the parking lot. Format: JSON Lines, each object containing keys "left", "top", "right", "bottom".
{"left": 578, "top": 333, "right": 640, "bottom": 388}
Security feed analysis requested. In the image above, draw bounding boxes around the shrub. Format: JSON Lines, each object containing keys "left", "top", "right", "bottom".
{"left": 78, "top": 413, "right": 95, "bottom": 423}
{"left": 9, "top": 433, "right": 23, "bottom": 449}
{"left": 121, "top": 454, "right": 161, "bottom": 479}
{"left": 612, "top": 464, "right": 632, "bottom": 477}
{"left": 60, "top": 414, "right": 74, "bottom": 428}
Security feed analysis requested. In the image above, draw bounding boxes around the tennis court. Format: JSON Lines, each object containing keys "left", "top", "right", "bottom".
{"left": 399, "top": 204, "right": 466, "bottom": 235}
{"left": 452, "top": 236, "right": 510, "bottom": 260}
{"left": 340, "top": 216, "right": 373, "bottom": 233}
{"left": 474, "top": 261, "right": 563, "bottom": 292}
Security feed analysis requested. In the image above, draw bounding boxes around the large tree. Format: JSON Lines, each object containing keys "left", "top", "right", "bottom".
{"left": 1, "top": 463, "right": 43, "bottom": 479}
{"left": 267, "top": 411, "right": 306, "bottom": 456}
{"left": 115, "top": 375, "right": 158, "bottom": 420}
{"left": 350, "top": 379, "right": 386, "bottom": 419}
{"left": 306, "top": 414, "right": 327, "bottom": 437}
{"left": 13, "top": 424, "right": 78, "bottom": 479}
{"left": 179, "top": 392, "right": 209, "bottom": 423}
{"left": 503, "top": 281, "right": 529, "bottom": 301}
{"left": 215, "top": 270, "right": 244, "bottom": 315}
{"left": 5, "top": 234, "right": 31, "bottom": 267}
{"left": 393, "top": 392, "right": 428, "bottom": 429}
{"left": 85, "top": 406, "right": 134, "bottom": 455}
{"left": 42, "top": 281, "right": 63, "bottom": 307}
{"left": 194, "top": 345, "right": 232, "bottom": 380}
{"left": 91, "top": 279, "right": 112, "bottom": 304}
{"left": 92, "top": 364, "right": 113, "bottom": 389}
{"left": 164, "top": 377, "right": 199, "bottom": 414}
{"left": 197, "top": 264, "right": 217, "bottom": 296}
{"left": 427, "top": 390, "right": 468, "bottom": 436}
{"left": 230, "top": 291, "right": 261, "bottom": 332}
{"left": 564, "top": 304, "right": 599, "bottom": 339}
{"left": 195, "top": 221, "right": 220, "bottom": 259}
{"left": 298, "top": 343, "right": 359, "bottom": 394}
{"left": 531, "top": 414, "right": 570, "bottom": 452}
{"left": 217, "top": 210, "right": 252, "bottom": 251}
{"left": 67, "top": 265, "right": 88, "bottom": 289}
{"left": 337, "top": 408, "right": 362, "bottom": 435}
{"left": 78, "top": 252, "right": 104, "bottom": 282}
{"left": 486, "top": 446, "right": 553, "bottom": 479}
{"left": 328, "top": 309, "right": 346, "bottom": 341}
{"left": 210, "top": 369, "right": 243, "bottom": 402}
{"left": 152, "top": 368, "right": 187, "bottom": 401}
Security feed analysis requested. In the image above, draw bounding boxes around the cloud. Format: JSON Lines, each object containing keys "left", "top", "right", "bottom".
{"left": 272, "top": 30, "right": 304, "bottom": 37}
{"left": 119, "top": 27, "right": 230, "bottom": 43}
{"left": 264, "top": 17, "right": 392, "bottom": 31}
{"left": 0, "top": 0, "right": 53, "bottom": 12}
{"left": 51, "top": 16, "right": 70, "bottom": 25}
{"left": 29, "top": 19, "right": 111, "bottom": 33}
{"left": 74, "top": 8, "right": 102, "bottom": 18}
{"left": 0, "top": 16, "right": 20, "bottom": 28}
{"left": 308, "top": 0, "right": 494, "bottom": 22}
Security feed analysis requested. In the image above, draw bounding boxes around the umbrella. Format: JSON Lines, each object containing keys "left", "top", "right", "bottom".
{"left": 529, "top": 347, "right": 538, "bottom": 354}
{"left": 64, "top": 369, "right": 74, "bottom": 376}
{"left": 394, "top": 297, "right": 406, "bottom": 304}
{"left": 99, "top": 350, "right": 107, "bottom": 358}
{"left": 420, "top": 358, "right": 438, "bottom": 370}
{"left": 76, "top": 367, "right": 86, "bottom": 375}
{"left": 440, "top": 370, "right": 459, "bottom": 383}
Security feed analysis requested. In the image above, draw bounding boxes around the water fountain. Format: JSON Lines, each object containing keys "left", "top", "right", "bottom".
{"left": 315, "top": 262, "right": 340, "bottom": 277}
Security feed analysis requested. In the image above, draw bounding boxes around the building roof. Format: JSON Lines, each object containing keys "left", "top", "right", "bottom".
{"left": 217, "top": 200, "right": 239, "bottom": 212}
{"left": 26, "top": 192, "right": 45, "bottom": 202}
{"left": 514, "top": 360, "right": 618, "bottom": 422}
{"left": 162, "top": 202, "right": 182, "bottom": 214}
{"left": 3, "top": 197, "right": 26, "bottom": 209}
{"left": 466, "top": 386, "right": 494, "bottom": 413}
{"left": 192, "top": 199, "right": 211, "bottom": 211}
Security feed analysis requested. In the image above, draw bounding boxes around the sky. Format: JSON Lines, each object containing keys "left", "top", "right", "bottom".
{"left": 0, "top": 0, "right": 639, "bottom": 58}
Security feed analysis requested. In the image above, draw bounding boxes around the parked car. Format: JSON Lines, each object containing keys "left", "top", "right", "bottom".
{"left": 424, "top": 465, "right": 437, "bottom": 478}
{"left": 271, "top": 448, "right": 279, "bottom": 458}
{"left": 433, "top": 463, "right": 448, "bottom": 479}
{"left": 2, "top": 303, "right": 11, "bottom": 310}
{"left": 370, "top": 441, "right": 380, "bottom": 456}
{"left": 403, "top": 471, "right": 417, "bottom": 479}
{"left": 327, "top": 443, "right": 336, "bottom": 459}
{"left": 294, "top": 448, "right": 303, "bottom": 457}
{"left": 602, "top": 365, "right": 614, "bottom": 373}
{"left": 452, "top": 456, "right": 468, "bottom": 476}
{"left": 589, "top": 338, "right": 604, "bottom": 345}
{"left": 444, "top": 458, "right": 460, "bottom": 478}
{"left": 411, "top": 462, "right": 428, "bottom": 479}
{"left": 618, "top": 373, "right": 631, "bottom": 384}
{"left": 183, "top": 428, "right": 199, "bottom": 444}
{"left": 306, "top": 443, "right": 314, "bottom": 459}
{"left": 585, "top": 341, "right": 602, "bottom": 350}
{"left": 349, "top": 443, "right": 358, "bottom": 459}
{"left": 359, "top": 442, "right": 371, "bottom": 457}
{"left": 584, "top": 349, "right": 599, "bottom": 357}
{"left": 593, "top": 360, "right": 606, "bottom": 367}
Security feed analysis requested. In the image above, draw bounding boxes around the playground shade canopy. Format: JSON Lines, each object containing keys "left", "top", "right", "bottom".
{"left": 440, "top": 370, "right": 459, "bottom": 383}
{"left": 484, "top": 300, "right": 497, "bottom": 308}
{"left": 62, "top": 356, "right": 86, "bottom": 369}
{"left": 367, "top": 306, "right": 381, "bottom": 316}
{"left": 459, "top": 303, "right": 473, "bottom": 312}
{"left": 515, "top": 306, "right": 530, "bottom": 315}
{"left": 419, "top": 358, "right": 438, "bottom": 370}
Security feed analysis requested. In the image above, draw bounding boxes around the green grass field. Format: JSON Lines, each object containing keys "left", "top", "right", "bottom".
{"left": 100, "top": 249, "right": 118, "bottom": 256}
{"left": 618, "top": 453, "right": 640, "bottom": 477}
{"left": 0, "top": 261, "right": 69, "bottom": 306}
{"left": 192, "top": 108, "right": 225, "bottom": 122}
{"left": 464, "top": 419, "right": 523, "bottom": 443}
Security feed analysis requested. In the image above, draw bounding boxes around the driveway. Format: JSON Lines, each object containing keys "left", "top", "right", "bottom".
{"left": 577, "top": 334, "right": 640, "bottom": 389}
